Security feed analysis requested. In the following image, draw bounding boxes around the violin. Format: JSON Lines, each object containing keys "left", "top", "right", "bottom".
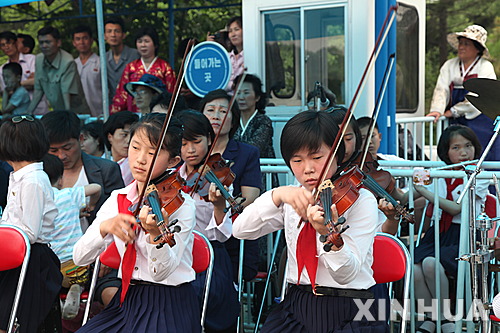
{"left": 187, "top": 153, "right": 244, "bottom": 216}
{"left": 349, "top": 152, "right": 414, "bottom": 224}
{"left": 143, "top": 170, "right": 185, "bottom": 248}
{"left": 316, "top": 167, "right": 364, "bottom": 252}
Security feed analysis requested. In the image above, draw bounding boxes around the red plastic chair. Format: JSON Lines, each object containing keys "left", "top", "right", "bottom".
{"left": 0, "top": 225, "right": 31, "bottom": 332}
{"left": 192, "top": 230, "right": 214, "bottom": 326}
{"left": 372, "top": 232, "right": 411, "bottom": 333}
{"left": 83, "top": 230, "right": 214, "bottom": 327}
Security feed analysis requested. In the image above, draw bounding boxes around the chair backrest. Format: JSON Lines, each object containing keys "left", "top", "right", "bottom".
{"left": 0, "top": 225, "right": 31, "bottom": 332}
{"left": 191, "top": 230, "right": 213, "bottom": 327}
{"left": 0, "top": 225, "right": 28, "bottom": 271}
{"left": 99, "top": 242, "right": 120, "bottom": 269}
{"left": 192, "top": 231, "right": 211, "bottom": 273}
{"left": 372, "top": 233, "right": 407, "bottom": 284}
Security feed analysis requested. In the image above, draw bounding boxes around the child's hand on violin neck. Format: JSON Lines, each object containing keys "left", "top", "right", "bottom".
{"left": 138, "top": 205, "right": 167, "bottom": 240}
{"left": 307, "top": 203, "right": 337, "bottom": 235}
{"left": 272, "top": 186, "right": 314, "bottom": 220}
{"left": 208, "top": 182, "right": 227, "bottom": 210}
{"left": 100, "top": 213, "right": 137, "bottom": 243}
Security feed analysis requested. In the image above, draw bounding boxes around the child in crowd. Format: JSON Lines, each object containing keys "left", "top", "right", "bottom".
{"left": 0, "top": 115, "right": 62, "bottom": 333}
{"left": 103, "top": 111, "right": 139, "bottom": 185}
{"left": 233, "top": 110, "right": 388, "bottom": 332}
{"left": 176, "top": 110, "right": 240, "bottom": 332}
{"left": 408, "top": 125, "right": 487, "bottom": 333}
{"left": 80, "top": 121, "right": 105, "bottom": 158}
{"left": 73, "top": 113, "right": 201, "bottom": 332}
{"left": 41, "top": 153, "right": 101, "bottom": 320}
{"left": 1, "top": 62, "right": 30, "bottom": 115}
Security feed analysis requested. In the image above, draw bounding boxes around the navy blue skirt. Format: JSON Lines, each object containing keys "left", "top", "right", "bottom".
{"left": 414, "top": 223, "right": 460, "bottom": 277}
{"left": 261, "top": 285, "right": 389, "bottom": 333}
{"left": 192, "top": 240, "right": 240, "bottom": 331}
{"left": 0, "top": 243, "right": 62, "bottom": 333}
{"left": 77, "top": 283, "right": 201, "bottom": 333}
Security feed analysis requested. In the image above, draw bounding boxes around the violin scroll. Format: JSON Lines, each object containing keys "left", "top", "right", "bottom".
{"left": 144, "top": 171, "right": 186, "bottom": 249}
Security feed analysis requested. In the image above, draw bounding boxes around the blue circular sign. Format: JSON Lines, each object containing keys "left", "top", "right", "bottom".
{"left": 185, "top": 41, "right": 232, "bottom": 97}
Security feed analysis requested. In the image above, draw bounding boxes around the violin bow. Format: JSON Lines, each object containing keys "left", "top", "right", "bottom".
{"left": 359, "top": 53, "right": 396, "bottom": 169}
{"left": 133, "top": 39, "right": 196, "bottom": 218}
{"left": 313, "top": 5, "right": 398, "bottom": 201}
{"left": 188, "top": 71, "right": 248, "bottom": 197}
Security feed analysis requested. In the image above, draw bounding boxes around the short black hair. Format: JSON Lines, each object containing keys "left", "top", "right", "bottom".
{"left": 234, "top": 73, "right": 268, "bottom": 113}
{"left": 17, "top": 33, "right": 35, "bottom": 53}
{"left": 0, "top": 31, "right": 17, "bottom": 42}
{"left": 135, "top": 27, "right": 159, "bottom": 55}
{"left": 0, "top": 116, "right": 49, "bottom": 162}
{"left": 198, "top": 89, "right": 240, "bottom": 139}
{"left": 150, "top": 91, "right": 188, "bottom": 114}
{"left": 176, "top": 109, "right": 215, "bottom": 144}
{"left": 129, "top": 113, "right": 183, "bottom": 158}
{"left": 41, "top": 111, "right": 81, "bottom": 143}
{"left": 3, "top": 62, "right": 22, "bottom": 77}
{"left": 104, "top": 17, "right": 126, "bottom": 32}
{"left": 81, "top": 121, "right": 105, "bottom": 153}
{"left": 72, "top": 24, "right": 93, "bottom": 39}
{"left": 437, "top": 124, "right": 482, "bottom": 165}
{"left": 42, "top": 153, "right": 64, "bottom": 185}
{"left": 281, "top": 111, "right": 345, "bottom": 170}
{"left": 103, "top": 111, "right": 139, "bottom": 150}
{"left": 356, "top": 116, "right": 379, "bottom": 131}
{"left": 37, "top": 26, "right": 61, "bottom": 40}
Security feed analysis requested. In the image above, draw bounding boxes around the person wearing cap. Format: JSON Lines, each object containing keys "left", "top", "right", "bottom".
{"left": 426, "top": 24, "right": 499, "bottom": 160}
{"left": 124, "top": 73, "right": 166, "bottom": 115}
{"left": 110, "top": 27, "right": 176, "bottom": 114}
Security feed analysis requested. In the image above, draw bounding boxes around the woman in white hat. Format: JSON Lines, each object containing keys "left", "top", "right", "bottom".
{"left": 427, "top": 24, "right": 499, "bottom": 160}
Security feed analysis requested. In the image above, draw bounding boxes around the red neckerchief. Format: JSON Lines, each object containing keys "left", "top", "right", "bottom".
{"left": 296, "top": 221, "right": 318, "bottom": 289}
{"left": 425, "top": 178, "right": 463, "bottom": 233}
{"left": 117, "top": 193, "right": 137, "bottom": 305}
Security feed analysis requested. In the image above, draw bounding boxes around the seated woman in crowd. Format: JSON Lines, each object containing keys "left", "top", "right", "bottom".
{"left": 233, "top": 73, "right": 278, "bottom": 189}
{"left": 124, "top": 73, "right": 166, "bottom": 115}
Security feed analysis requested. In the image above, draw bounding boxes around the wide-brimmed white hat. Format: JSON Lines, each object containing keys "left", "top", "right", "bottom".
{"left": 447, "top": 24, "right": 489, "bottom": 58}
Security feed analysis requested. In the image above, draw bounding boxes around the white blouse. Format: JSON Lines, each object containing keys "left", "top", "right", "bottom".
{"left": 1, "top": 162, "right": 57, "bottom": 244}
{"left": 73, "top": 181, "right": 197, "bottom": 285}
{"left": 179, "top": 163, "right": 232, "bottom": 242}
{"left": 233, "top": 187, "right": 379, "bottom": 290}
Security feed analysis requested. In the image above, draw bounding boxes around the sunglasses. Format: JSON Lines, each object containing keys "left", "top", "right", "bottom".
{"left": 11, "top": 115, "right": 34, "bottom": 123}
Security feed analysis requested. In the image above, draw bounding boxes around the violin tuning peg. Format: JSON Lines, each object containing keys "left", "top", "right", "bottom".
{"left": 173, "top": 226, "right": 181, "bottom": 233}
{"left": 223, "top": 207, "right": 229, "bottom": 213}
{"left": 167, "top": 219, "right": 179, "bottom": 228}
{"left": 323, "top": 243, "right": 333, "bottom": 252}
{"left": 339, "top": 225, "right": 350, "bottom": 234}
{"left": 338, "top": 217, "right": 346, "bottom": 224}
{"left": 156, "top": 242, "right": 165, "bottom": 249}
{"left": 153, "top": 235, "right": 162, "bottom": 242}
{"left": 319, "top": 234, "right": 328, "bottom": 243}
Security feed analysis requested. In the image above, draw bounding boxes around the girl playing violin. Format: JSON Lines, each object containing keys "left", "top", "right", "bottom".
{"left": 407, "top": 125, "right": 487, "bottom": 333}
{"left": 73, "top": 113, "right": 201, "bottom": 333}
{"left": 233, "top": 111, "right": 388, "bottom": 333}
{"left": 198, "top": 89, "right": 263, "bottom": 284}
{"left": 176, "top": 110, "right": 240, "bottom": 333}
